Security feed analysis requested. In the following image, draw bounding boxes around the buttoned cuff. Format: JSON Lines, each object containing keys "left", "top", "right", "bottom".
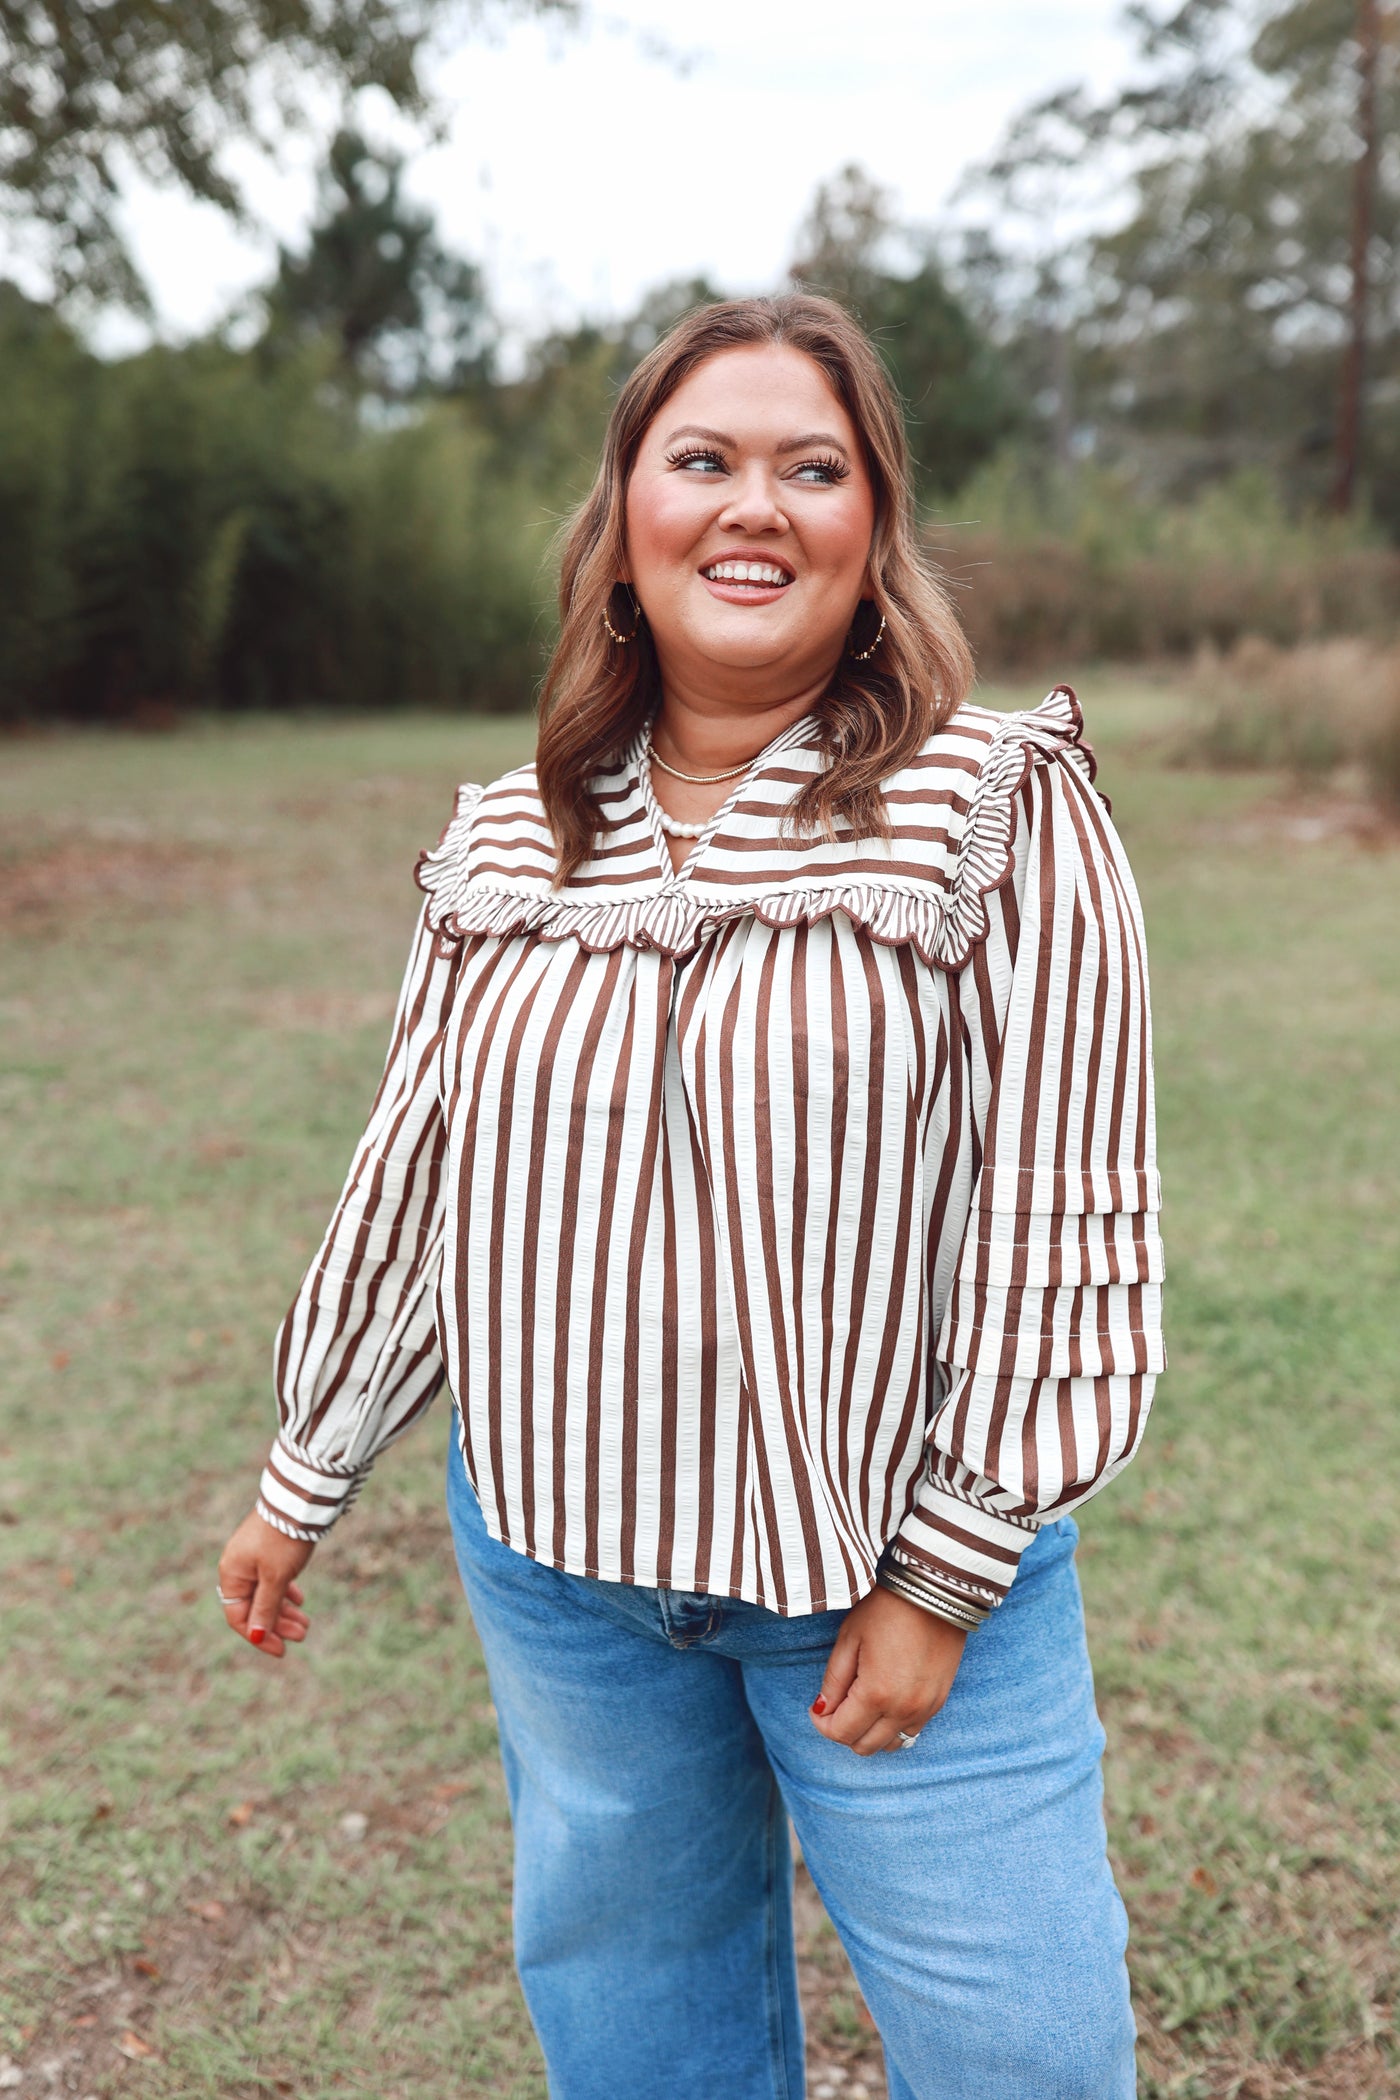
{"left": 890, "top": 1483, "right": 1040, "bottom": 1607}
{"left": 257, "top": 1435, "right": 370, "bottom": 1543}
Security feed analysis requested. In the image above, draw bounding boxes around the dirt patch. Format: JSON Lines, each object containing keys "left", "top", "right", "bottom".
{"left": 1212, "top": 795, "right": 1400, "bottom": 849}
{"left": 1139, "top": 2036, "right": 1399, "bottom": 2098}
{"left": 0, "top": 836, "right": 240, "bottom": 932}
{"left": 1, "top": 1901, "right": 276, "bottom": 2099}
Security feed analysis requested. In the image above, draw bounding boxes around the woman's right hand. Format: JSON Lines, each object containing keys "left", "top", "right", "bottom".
{"left": 217, "top": 1511, "right": 315, "bottom": 1656}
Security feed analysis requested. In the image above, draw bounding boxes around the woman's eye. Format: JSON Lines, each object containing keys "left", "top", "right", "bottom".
{"left": 793, "top": 458, "right": 847, "bottom": 485}
{"left": 669, "top": 448, "right": 726, "bottom": 474}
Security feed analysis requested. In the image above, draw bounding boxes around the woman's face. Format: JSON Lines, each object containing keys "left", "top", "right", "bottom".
{"left": 623, "top": 344, "right": 877, "bottom": 701}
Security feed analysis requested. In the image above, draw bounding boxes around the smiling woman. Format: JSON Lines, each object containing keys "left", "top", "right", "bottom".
{"left": 217, "top": 294, "right": 1162, "bottom": 2100}
{"left": 535, "top": 296, "right": 974, "bottom": 882}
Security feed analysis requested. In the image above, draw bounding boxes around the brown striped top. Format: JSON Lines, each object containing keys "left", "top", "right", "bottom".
{"left": 259, "top": 687, "right": 1164, "bottom": 1616}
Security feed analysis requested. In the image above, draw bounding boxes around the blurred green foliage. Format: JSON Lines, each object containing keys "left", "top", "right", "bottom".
{"left": 957, "top": 0, "right": 1400, "bottom": 524}
{"left": 0, "top": 286, "right": 553, "bottom": 720}
{"left": 789, "top": 164, "right": 1020, "bottom": 500}
{"left": 939, "top": 455, "right": 1400, "bottom": 669}
{"left": 0, "top": 144, "right": 1029, "bottom": 723}
{"left": 6, "top": 0, "right": 1400, "bottom": 725}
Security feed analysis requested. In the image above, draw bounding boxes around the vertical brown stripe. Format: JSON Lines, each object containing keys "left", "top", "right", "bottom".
{"left": 749, "top": 928, "right": 828, "bottom": 1596}
{"left": 582, "top": 966, "right": 640, "bottom": 1576}
{"left": 550, "top": 946, "right": 626, "bottom": 1565}
{"left": 451, "top": 940, "right": 544, "bottom": 1506}
{"left": 716, "top": 947, "right": 788, "bottom": 1611}
{"left": 515, "top": 947, "right": 594, "bottom": 1545}
{"left": 618, "top": 956, "right": 671, "bottom": 1582}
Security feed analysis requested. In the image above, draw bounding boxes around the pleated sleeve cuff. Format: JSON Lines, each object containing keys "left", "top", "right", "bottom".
{"left": 256, "top": 1435, "right": 371, "bottom": 1543}
{"left": 889, "top": 1482, "right": 1040, "bottom": 1607}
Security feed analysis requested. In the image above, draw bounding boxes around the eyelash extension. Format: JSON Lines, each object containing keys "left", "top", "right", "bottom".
{"left": 666, "top": 444, "right": 725, "bottom": 470}
{"left": 665, "top": 445, "right": 850, "bottom": 483}
{"left": 797, "top": 453, "right": 849, "bottom": 482}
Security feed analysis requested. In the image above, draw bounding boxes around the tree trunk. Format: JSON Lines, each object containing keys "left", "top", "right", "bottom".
{"left": 1332, "top": 0, "right": 1381, "bottom": 513}
{"left": 1051, "top": 316, "right": 1075, "bottom": 469}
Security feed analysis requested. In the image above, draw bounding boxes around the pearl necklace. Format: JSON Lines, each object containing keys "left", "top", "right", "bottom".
{"left": 656, "top": 809, "right": 707, "bottom": 839}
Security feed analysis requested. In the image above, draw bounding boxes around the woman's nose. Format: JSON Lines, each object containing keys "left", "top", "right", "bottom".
{"left": 717, "top": 464, "right": 788, "bottom": 534}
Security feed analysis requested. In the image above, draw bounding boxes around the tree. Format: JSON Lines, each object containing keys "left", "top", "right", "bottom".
{"left": 790, "top": 165, "right": 1017, "bottom": 501}
{"left": 475, "top": 276, "right": 727, "bottom": 499}
{"left": 1333, "top": 0, "right": 1383, "bottom": 509}
{"left": 263, "top": 128, "right": 493, "bottom": 395}
{"left": 0, "top": 0, "right": 578, "bottom": 311}
{"left": 959, "top": 1, "right": 1400, "bottom": 519}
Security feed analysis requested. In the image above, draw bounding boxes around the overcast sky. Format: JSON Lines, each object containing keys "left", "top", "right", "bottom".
{"left": 108, "top": 0, "right": 1139, "bottom": 349}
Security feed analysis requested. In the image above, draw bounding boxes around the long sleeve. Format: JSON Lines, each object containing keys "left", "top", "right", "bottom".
{"left": 890, "top": 747, "right": 1165, "bottom": 1606}
{"left": 257, "top": 905, "right": 459, "bottom": 1542}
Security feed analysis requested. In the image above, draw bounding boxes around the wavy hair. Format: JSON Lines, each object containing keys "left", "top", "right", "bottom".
{"left": 536, "top": 293, "right": 974, "bottom": 884}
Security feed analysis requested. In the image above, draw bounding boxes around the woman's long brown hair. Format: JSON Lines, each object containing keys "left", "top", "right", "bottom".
{"left": 536, "top": 293, "right": 974, "bottom": 884}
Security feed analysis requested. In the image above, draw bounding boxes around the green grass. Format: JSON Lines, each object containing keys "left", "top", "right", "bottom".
{"left": 2, "top": 685, "right": 1397, "bottom": 2099}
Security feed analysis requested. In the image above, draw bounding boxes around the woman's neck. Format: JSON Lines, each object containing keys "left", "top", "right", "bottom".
{"left": 650, "top": 671, "right": 826, "bottom": 777}
{"left": 646, "top": 670, "right": 829, "bottom": 877}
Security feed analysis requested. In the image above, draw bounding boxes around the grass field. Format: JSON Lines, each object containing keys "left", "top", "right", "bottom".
{"left": 2, "top": 684, "right": 1398, "bottom": 2100}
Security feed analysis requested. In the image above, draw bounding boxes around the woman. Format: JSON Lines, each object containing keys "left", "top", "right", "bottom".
{"left": 218, "top": 294, "right": 1163, "bottom": 2100}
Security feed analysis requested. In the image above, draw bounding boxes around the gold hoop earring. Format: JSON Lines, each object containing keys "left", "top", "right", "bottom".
{"left": 848, "top": 608, "right": 886, "bottom": 662}
{"left": 602, "top": 588, "right": 641, "bottom": 646}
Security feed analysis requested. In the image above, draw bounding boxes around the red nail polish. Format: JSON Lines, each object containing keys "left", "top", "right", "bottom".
{"left": 249, "top": 1627, "right": 266, "bottom": 1646}
{"left": 811, "top": 1696, "right": 827, "bottom": 1715}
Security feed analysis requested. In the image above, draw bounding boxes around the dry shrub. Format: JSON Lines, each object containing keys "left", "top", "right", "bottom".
{"left": 931, "top": 463, "right": 1400, "bottom": 679}
{"left": 938, "top": 532, "right": 1400, "bottom": 675}
{"left": 1187, "top": 637, "right": 1400, "bottom": 808}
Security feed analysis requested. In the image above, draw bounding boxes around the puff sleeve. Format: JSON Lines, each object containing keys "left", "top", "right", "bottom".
{"left": 257, "top": 904, "right": 459, "bottom": 1541}
{"left": 889, "top": 742, "right": 1165, "bottom": 1606}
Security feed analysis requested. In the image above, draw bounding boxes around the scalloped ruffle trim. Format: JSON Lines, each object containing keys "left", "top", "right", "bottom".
{"left": 415, "top": 687, "right": 1092, "bottom": 972}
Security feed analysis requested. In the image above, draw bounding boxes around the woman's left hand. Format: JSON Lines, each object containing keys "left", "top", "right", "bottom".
{"left": 810, "top": 1587, "right": 968, "bottom": 1755}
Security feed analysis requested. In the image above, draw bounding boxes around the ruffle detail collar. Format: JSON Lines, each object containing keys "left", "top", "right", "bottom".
{"left": 416, "top": 687, "right": 1093, "bottom": 973}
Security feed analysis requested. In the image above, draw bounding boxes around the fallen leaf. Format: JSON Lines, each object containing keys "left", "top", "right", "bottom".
{"left": 89, "top": 1801, "right": 112, "bottom": 1822}
{"left": 132, "top": 1957, "right": 161, "bottom": 1978}
{"left": 227, "top": 1801, "right": 255, "bottom": 1827}
{"left": 73, "top": 2013, "right": 98, "bottom": 2028}
{"left": 51, "top": 1350, "right": 70, "bottom": 1371}
{"left": 116, "top": 2029, "right": 158, "bottom": 2060}
{"left": 1190, "top": 1866, "right": 1219, "bottom": 1895}
{"left": 178, "top": 1587, "right": 198, "bottom": 1605}
{"left": 431, "top": 1781, "right": 468, "bottom": 1803}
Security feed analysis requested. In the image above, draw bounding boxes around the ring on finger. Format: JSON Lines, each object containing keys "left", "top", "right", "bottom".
{"left": 215, "top": 1587, "right": 245, "bottom": 1608}
{"left": 896, "top": 1728, "right": 920, "bottom": 1749}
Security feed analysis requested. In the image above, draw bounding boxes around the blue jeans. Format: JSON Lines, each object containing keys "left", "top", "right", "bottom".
{"left": 446, "top": 1427, "right": 1135, "bottom": 2100}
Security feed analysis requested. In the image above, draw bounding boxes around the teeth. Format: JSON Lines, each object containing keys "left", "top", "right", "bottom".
{"left": 704, "top": 561, "right": 790, "bottom": 585}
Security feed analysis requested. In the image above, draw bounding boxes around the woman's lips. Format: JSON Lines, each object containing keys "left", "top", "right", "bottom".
{"left": 700, "top": 574, "right": 793, "bottom": 605}
{"left": 696, "top": 555, "right": 795, "bottom": 606}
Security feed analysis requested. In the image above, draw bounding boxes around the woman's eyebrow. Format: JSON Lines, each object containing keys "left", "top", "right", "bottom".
{"left": 661, "top": 425, "right": 851, "bottom": 457}
{"left": 662, "top": 424, "right": 733, "bottom": 449}
{"left": 775, "top": 432, "right": 849, "bottom": 456}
